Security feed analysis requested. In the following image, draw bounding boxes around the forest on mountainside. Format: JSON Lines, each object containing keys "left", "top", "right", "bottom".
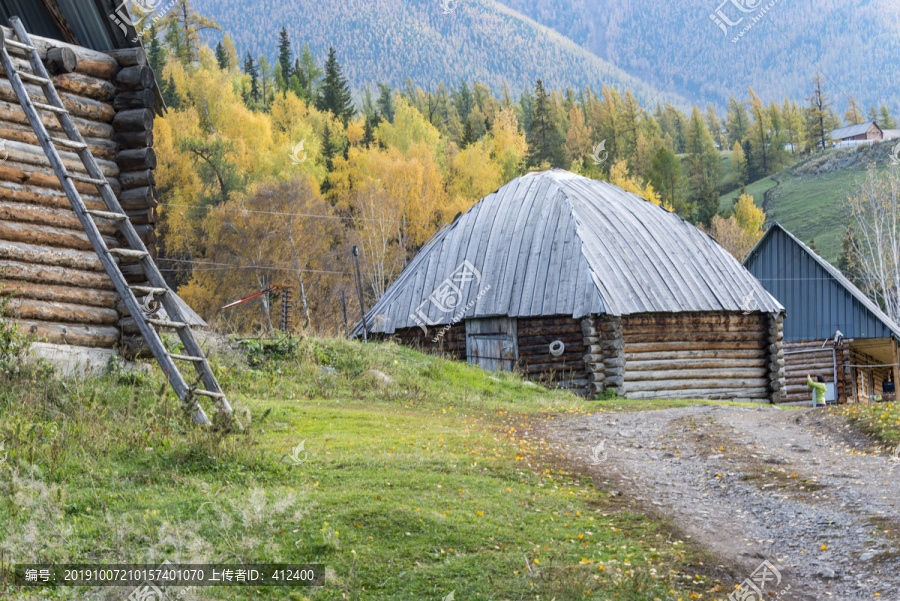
{"left": 150, "top": 0, "right": 890, "bottom": 335}
{"left": 187, "top": 0, "right": 680, "bottom": 107}
{"left": 497, "top": 0, "right": 900, "bottom": 111}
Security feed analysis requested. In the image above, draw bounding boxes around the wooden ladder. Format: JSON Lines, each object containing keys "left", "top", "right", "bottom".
{"left": 0, "top": 17, "right": 237, "bottom": 429}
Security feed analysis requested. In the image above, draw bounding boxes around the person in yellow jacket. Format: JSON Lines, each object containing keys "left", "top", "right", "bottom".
{"left": 807, "top": 375, "right": 827, "bottom": 408}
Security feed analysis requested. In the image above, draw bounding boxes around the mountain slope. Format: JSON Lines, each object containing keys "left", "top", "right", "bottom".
{"left": 721, "top": 141, "right": 899, "bottom": 263}
{"left": 190, "top": 0, "right": 683, "bottom": 105}
{"left": 497, "top": 0, "right": 900, "bottom": 111}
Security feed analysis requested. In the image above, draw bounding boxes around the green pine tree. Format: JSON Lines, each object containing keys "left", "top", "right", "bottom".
{"left": 526, "top": 79, "right": 566, "bottom": 168}
{"left": 363, "top": 115, "right": 378, "bottom": 148}
{"left": 322, "top": 123, "right": 336, "bottom": 171}
{"left": 376, "top": 83, "right": 395, "bottom": 123}
{"left": 242, "top": 51, "right": 259, "bottom": 105}
{"left": 725, "top": 95, "right": 750, "bottom": 147}
{"left": 685, "top": 106, "right": 721, "bottom": 226}
{"left": 648, "top": 146, "right": 684, "bottom": 214}
{"left": 277, "top": 26, "right": 293, "bottom": 88}
{"left": 453, "top": 80, "right": 474, "bottom": 123}
{"left": 161, "top": 74, "right": 182, "bottom": 110}
{"left": 880, "top": 105, "right": 898, "bottom": 129}
{"left": 214, "top": 41, "right": 228, "bottom": 69}
{"left": 147, "top": 24, "right": 167, "bottom": 88}
{"left": 838, "top": 225, "right": 865, "bottom": 291}
{"left": 316, "top": 47, "right": 354, "bottom": 124}
{"left": 805, "top": 74, "right": 832, "bottom": 152}
{"left": 460, "top": 119, "right": 476, "bottom": 148}
{"left": 297, "top": 44, "right": 322, "bottom": 99}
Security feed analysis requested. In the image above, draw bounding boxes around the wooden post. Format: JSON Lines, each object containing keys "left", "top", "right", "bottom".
{"left": 892, "top": 337, "right": 900, "bottom": 402}
{"left": 352, "top": 246, "right": 368, "bottom": 342}
{"left": 341, "top": 291, "right": 349, "bottom": 339}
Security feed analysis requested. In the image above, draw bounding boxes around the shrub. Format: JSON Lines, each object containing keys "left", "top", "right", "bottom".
{"left": 0, "top": 294, "right": 29, "bottom": 377}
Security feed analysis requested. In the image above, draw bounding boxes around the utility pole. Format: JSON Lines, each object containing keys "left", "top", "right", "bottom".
{"left": 352, "top": 246, "right": 369, "bottom": 342}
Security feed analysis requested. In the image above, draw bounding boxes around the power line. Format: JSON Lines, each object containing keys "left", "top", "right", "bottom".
{"left": 157, "top": 257, "right": 390, "bottom": 278}
{"left": 159, "top": 202, "right": 444, "bottom": 226}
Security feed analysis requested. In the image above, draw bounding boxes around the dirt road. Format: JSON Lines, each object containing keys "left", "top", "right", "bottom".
{"left": 546, "top": 404, "right": 900, "bottom": 600}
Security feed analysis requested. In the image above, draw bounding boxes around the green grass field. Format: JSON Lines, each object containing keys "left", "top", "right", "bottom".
{"left": 0, "top": 336, "right": 722, "bottom": 600}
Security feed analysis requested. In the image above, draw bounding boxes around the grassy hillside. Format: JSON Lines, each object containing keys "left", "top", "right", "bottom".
{"left": 0, "top": 334, "right": 721, "bottom": 600}
{"left": 190, "top": 0, "right": 684, "bottom": 104}
{"left": 497, "top": 0, "right": 900, "bottom": 110}
{"left": 720, "top": 140, "right": 899, "bottom": 263}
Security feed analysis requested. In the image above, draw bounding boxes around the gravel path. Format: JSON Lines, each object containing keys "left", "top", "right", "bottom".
{"left": 545, "top": 404, "right": 900, "bottom": 600}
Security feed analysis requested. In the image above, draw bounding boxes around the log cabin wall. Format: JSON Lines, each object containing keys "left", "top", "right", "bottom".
{"left": 516, "top": 316, "right": 590, "bottom": 395}
{"left": 581, "top": 314, "right": 624, "bottom": 397}
{"left": 782, "top": 339, "right": 852, "bottom": 404}
{"left": 389, "top": 323, "right": 466, "bottom": 361}
{"left": 0, "top": 28, "right": 158, "bottom": 355}
{"left": 611, "top": 312, "right": 783, "bottom": 402}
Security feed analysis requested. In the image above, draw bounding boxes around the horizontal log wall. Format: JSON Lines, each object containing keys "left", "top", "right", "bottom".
{"left": 616, "top": 312, "right": 782, "bottom": 402}
{"left": 782, "top": 340, "right": 852, "bottom": 404}
{"left": 516, "top": 316, "right": 591, "bottom": 394}
{"left": 0, "top": 31, "right": 160, "bottom": 352}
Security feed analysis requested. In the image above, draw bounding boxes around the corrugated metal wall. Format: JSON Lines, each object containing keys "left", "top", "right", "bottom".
{"left": 744, "top": 225, "right": 895, "bottom": 341}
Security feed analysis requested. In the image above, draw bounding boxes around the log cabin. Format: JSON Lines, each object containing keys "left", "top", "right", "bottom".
{"left": 0, "top": 1, "right": 200, "bottom": 373}
{"left": 354, "top": 170, "right": 787, "bottom": 402}
{"left": 743, "top": 223, "right": 900, "bottom": 404}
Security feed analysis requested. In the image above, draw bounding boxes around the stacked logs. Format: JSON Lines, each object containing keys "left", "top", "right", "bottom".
{"left": 0, "top": 26, "right": 159, "bottom": 352}
{"left": 0, "top": 29, "right": 125, "bottom": 347}
{"left": 582, "top": 315, "right": 625, "bottom": 397}
{"left": 617, "top": 312, "right": 778, "bottom": 402}
{"left": 110, "top": 47, "right": 156, "bottom": 259}
{"left": 782, "top": 341, "right": 838, "bottom": 403}
{"left": 516, "top": 316, "right": 589, "bottom": 393}
{"left": 766, "top": 313, "right": 786, "bottom": 403}
{"left": 106, "top": 48, "right": 160, "bottom": 350}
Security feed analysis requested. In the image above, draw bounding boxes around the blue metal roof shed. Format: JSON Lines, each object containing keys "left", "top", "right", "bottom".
{"left": 743, "top": 222, "right": 900, "bottom": 342}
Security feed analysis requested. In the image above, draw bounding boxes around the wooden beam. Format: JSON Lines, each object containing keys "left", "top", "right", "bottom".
{"left": 892, "top": 337, "right": 900, "bottom": 400}
{"left": 39, "top": 0, "right": 81, "bottom": 45}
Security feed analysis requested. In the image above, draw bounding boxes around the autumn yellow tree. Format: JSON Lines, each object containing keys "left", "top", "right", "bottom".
{"left": 708, "top": 193, "right": 766, "bottom": 260}
{"left": 179, "top": 177, "right": 340, "bottom": 334}
{"left": 608, "top": 160, "right": 661, "bottom": 207}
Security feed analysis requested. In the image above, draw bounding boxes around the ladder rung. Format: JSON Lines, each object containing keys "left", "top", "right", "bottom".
{"left": 108, "top": 247, "right": 149, "bottom": 259}
{"left": 85, "top": 209, "right": 127, "bottom": 222}
{"left": 18, "top": 72, "right": 50, "bottom": 85}
{"left": 169, "top": 353, "right": 205, "bottom": 363}
{"left": 5, "top": 39, "right": 34, "bottom": 52}
{"left": 67, "top": 173, "right": 109, "bottom": 186}
{"left": 148, "top": 319, "right": 188, "bottom": 329}
{"left": 32, "top": 101, "right": 67, "bottom": 114}
{"left": 193, "top": 389, "right": 226, "bottom": 399}
{"left": 131, "top": 286, "right": 168, "bottom": 296}
{"left": 51, "top": 137, "right": 87, "bottom": 150}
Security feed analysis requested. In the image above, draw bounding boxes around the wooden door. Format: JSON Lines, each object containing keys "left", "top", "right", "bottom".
{"left": 466, "top": 318, "right": 518, "bottom": 372}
